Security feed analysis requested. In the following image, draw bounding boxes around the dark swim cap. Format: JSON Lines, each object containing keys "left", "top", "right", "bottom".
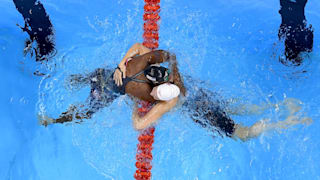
{"left": 144, "top": 64, "right": 170, "bottom": 85}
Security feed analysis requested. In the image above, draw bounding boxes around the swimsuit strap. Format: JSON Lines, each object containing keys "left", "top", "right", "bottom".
{"left": 130, "top": 68, "right": 146, "bottom": 79}
{"left": 130, "top": 78, "right": 149, "bottom": 83}
{"left": 127, "top": 66, "right": 151, "bottom": 84}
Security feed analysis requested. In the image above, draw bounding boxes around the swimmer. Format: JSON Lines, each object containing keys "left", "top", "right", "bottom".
{"left": 278, "top": 0, "right": 313, "bottom": 64}
{"left": 14, "top": 0, "right": 56, "bottom": 61}
{"left": 39, "top": 43, "right": 185, "bottom": 130}
{"left": 184, "top": 89, "right": 312, "bottom": 141}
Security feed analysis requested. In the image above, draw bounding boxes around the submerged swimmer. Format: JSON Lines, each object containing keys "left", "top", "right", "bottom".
{"left": 278, "top": 0, "right": 313, "bottom": 65}
{"left": 40, "top": 43, "right": 311, "bottom": 141}
{"left": 14, "top": 0, "right": 56, "bottom": 61}
{"left": 184, "top": 89, "right": 312, "bottom": 141}
{"left": 40, "top": 43, "right": 185, "bottom": 129}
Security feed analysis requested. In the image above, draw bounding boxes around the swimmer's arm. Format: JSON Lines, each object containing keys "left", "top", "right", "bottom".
{"left": 118, "top": 43, "right": 151, "bottom": 68}
{"left": 132, "top": 97, "right": 178, "bottom": 130}
{"left": 169, "top": 57, "right": 186, "bottom": 96}
{"left": 148, "top": 52, "right": 186, "bottom": 96}
{"left": 114, "top": 43, "right": 151, "bottom": 85}
{"left": 147, "top": 50, "right": 172, "bottom": 64}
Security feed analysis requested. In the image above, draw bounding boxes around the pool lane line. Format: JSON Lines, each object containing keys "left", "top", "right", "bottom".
{"left": 134, "top": 0, "right": 160, "bottom": 179}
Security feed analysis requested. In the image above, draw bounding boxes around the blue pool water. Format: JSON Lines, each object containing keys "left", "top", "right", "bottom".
{"left": 1, "top": 0, "right": 320, "bottom": 179}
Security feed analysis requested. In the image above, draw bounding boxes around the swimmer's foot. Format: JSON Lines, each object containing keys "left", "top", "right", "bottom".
{"left": 301, "top": 117, "right": 313, "bottom": 125}
{"left": 249, "top": 115, "right": 313, "bottom": 136}
{"left": 276, "top": 98, "right": 312, "bottom": 127}
{"left": 278, "top": 115, "right": 313, "bottom": 129}
{"left": 23, "top": 39, "right": 33, "bottom": 56}
{"left": 281, "top": 98, "right": 302, "bottom": 115}
{"left": 38, "top": 114, "right": 55, "bottom": 127}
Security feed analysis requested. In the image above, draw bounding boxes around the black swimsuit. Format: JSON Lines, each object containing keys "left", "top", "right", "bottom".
{"left": 87, "top": 68, "right": 151, "bottom": 114}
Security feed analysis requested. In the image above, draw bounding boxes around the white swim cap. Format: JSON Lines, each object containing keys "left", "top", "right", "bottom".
{"left": 156, "top": 83, "right": 180, "bottom": 101}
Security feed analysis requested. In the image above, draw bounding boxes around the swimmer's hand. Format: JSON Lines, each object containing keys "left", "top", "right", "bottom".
{"left": 113, "top": 68, "right": 123, "bottom": 86}
{"left": 119, "top": 63, "right": 126, "bottom": 79}
{"left": 113, "top": 63, "right": 127, "bottom": 86}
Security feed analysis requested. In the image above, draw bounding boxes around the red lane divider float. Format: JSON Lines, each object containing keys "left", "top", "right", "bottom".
{"left": 143, "top": 14, "right": 160, "bottom": 21}
{"left": 134, "top": 102, "right": 155, "bottom": 180}
{"left": 142, "top": 0, "right": 160, "bottom": 50}
{"left": 144, "top": 4, "right": 160, "bottom": 12}
{"left": 143, "top": 23, "right": 159, "bottom": 31}
{"left": 135, "top": 0, "right": 160, "bottom": 179}
{"left": 143, "top": 32, "right": 159, "bottom": 40}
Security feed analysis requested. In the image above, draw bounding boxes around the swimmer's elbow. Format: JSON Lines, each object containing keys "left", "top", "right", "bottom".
{"left": 133, "top": 43, "right": 145, "bottom": 51}
{"left": 133, "top": 115, "right": 157, "bottom": 130}
{"left": 134, "top": 124, "right": 144, "bottom": 131}
{"left": 133, "top": 120, "right": 147, "bottom": 130}
{"left": 133, "top": 43, "right": 141, "bottom": 48}
{"left": 132, "top": 114, "right": 146, "bottom": 130}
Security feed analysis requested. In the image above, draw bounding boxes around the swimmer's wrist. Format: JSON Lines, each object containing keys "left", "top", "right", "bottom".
{"left": 116, "top": 66, "right": 122, "bottom": 73}
{"left": 118, "top": 58, "right": 126, "bottom": 67}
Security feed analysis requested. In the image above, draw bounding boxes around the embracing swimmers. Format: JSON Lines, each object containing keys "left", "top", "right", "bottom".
{"left": 40, "top": 43, "right": 311, "bottom": 141}
{"left": 40, "top": 43, "right": 185, "bottom": 130}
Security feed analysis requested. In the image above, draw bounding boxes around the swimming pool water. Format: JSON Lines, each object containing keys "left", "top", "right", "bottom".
{"left": 1, "top": 0, "right": 320, "bottom": 179}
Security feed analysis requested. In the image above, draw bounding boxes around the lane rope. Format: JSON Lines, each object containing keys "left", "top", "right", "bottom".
{"left": 134, "top": 0, "right": 160, "bottom": 179}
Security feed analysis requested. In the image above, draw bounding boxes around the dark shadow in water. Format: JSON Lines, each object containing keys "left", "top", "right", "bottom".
{"left": 13, "top": 0, "right": 56, "bottom": 62}
{"left": 278, "top": 0, "right": 314, "bottom": 66}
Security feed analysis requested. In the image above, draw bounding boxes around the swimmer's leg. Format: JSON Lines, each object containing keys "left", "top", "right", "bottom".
{"left": 226, "top": 102, "right": 273, "bottom": 116}
{"left": 232, "top": 101, "right": 312, "bottom": 141}
{"left": 39, "top": 102, "right": 109, "bottom": 125}
{"left": 40, "top": 88, "right": 119, "bottom": 126}
{"left": 226, "top": 97, "right": 303, "bottom": 116}
{"left": 233, "top": 117, "right": 312, "bottom": 141}
{"left": 38, "top": 104, "right": 94, "bottom": 126}
{"left": 65, "top": 68, "right": 114, "bottom": 90}
{"left": 39, "top": 92, "right": 111, "bottom": 125}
